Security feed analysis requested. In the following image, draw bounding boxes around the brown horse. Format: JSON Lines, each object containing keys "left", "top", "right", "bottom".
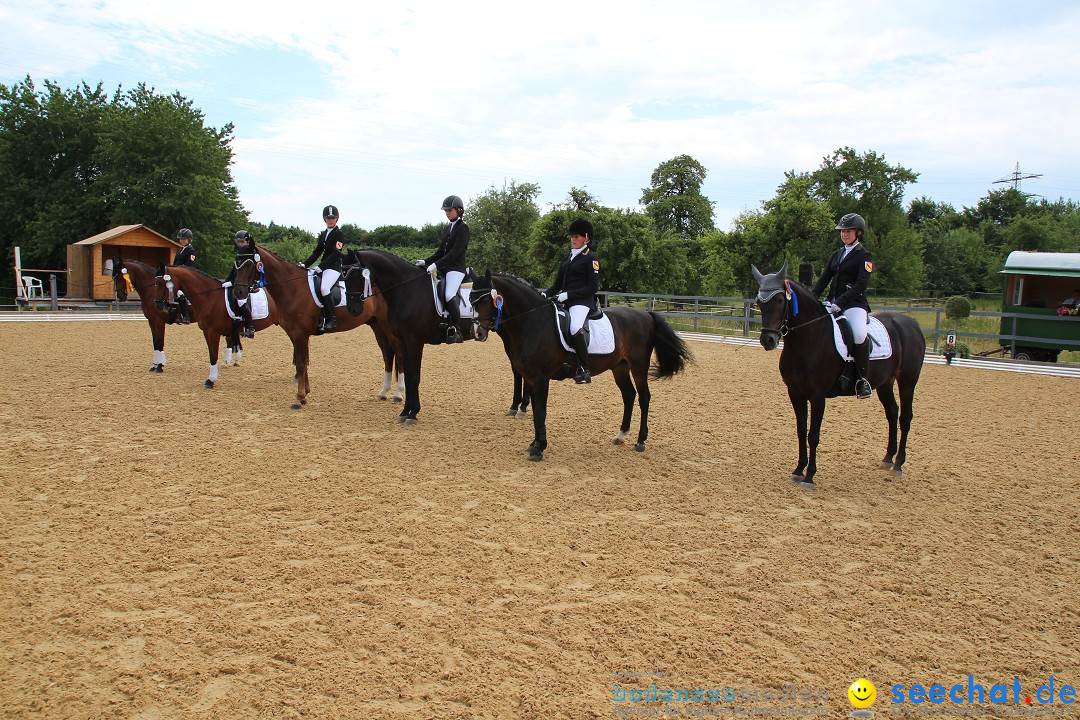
{"left": 111, "top": 257, "right": 197, "bottom": 372}
{"left": 754, "top": 261, "right": 926, "bottom": 488}
{"left": 152, "top": 264, "right": 280, "bottom": 388}
{"left": 470, "top": 272, "right": 692, "bottom": 461}
{"left": 234, "top": 246, "right": 398, "bottom": 409}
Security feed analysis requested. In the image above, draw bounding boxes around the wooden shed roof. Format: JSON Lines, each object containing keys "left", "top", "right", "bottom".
{"left": 74, "top": 224, "right": 178, "bottom": 247}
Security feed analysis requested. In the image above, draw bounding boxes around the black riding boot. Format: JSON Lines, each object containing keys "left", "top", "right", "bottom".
{"left": 854, "top": 339, "right": 871, "bottom": 399}
{"left": 240, "top": 302, "right": 255, "bottom": 338}
{"left": 319, "top": 302, "right": 337, "bottom": 333}
{"left": 571, "top": 331, "right": 591, "bottom": 384}
{"left": 445, "top": 298, "right": 463, "bottom": 343}
{"left": 176, "top": 295, "right": 191, "bottom": 324}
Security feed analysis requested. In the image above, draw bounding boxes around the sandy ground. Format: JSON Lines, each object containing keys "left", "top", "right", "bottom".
{"left": 0, "top": 320, "right": 1077, "bottom": 720}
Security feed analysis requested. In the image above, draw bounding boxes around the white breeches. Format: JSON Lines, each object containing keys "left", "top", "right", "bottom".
{"left": 320, "top": 268, "right": 341, "bottom": 296}
{"left": 443, "top": 270, "right": 465, "bottom": 302}
{"left": 569, "top": 304, "right": 590, "bottom": 335}
{"left": 843, "top": 307, "right": 868, "bottom": 344}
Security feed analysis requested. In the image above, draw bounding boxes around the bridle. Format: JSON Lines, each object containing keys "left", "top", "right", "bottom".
{"left": 757, "top": 279, "right": 795, "bottom": 337}
{"left": 233, "top": 251, "right": 262, "bottom": 293}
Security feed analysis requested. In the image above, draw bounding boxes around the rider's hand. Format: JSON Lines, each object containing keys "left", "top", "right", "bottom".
{"left": 415, "top": 260, "right": 425, "bottom": 267}
{"left": 556, "top": 291, "right": 568, "bottom": 303}
{"left": 426, "top": 263, "right": 437, "bottom": 274}
{"left": 298, "top": 262, "right": 305, "bottom": 269}
{"left": 538, "top": 290, "right": 548, "bottom": 299}
{"left": 824, "top": 301, "right": 841, "bottom": 316}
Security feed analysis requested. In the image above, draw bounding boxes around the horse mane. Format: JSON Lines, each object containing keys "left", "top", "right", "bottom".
{"left": 169, "top": 265, "right": 222, "bottom": 283}
{"left": 492, "top": 272, "right": 545, "bottom": 300}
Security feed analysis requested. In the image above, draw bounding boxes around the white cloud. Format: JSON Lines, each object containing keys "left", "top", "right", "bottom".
{"left": 2, "top": 0, "right": 1079, "bottom": 230}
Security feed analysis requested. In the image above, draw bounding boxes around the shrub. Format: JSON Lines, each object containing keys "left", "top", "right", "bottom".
{"left": 945, "top": 295, "right": 971, "bottom": 321}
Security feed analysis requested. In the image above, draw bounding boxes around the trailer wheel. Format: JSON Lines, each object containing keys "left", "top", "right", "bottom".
{"left": 1013, "top": 349, "right": 1033, "bottom": 361}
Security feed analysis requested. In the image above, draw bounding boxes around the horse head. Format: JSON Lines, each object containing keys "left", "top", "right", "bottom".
{"left": 153, "top": 262, "right": 176, "bottom": 311}
{"left": 111, "top": 256, "right": 130, "bottom": 301}
{"left": 231, "top": 242, "right": 261, "bottom": 301}
{"left": 341, "top": 250, "right": 373, "bottom": 316}
{"left": 468, "top": 270, "right": 503, "bottom": 340}
{"left": 753, "top": 260, "right": 790, "bottom": 351}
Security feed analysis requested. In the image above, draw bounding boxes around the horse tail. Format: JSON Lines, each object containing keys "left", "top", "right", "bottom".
{"left": 648, "top": 311, "right": 692, "bottom": 379}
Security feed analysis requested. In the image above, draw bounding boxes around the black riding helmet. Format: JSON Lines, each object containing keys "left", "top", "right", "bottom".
{"left": 568, "top": 218, "right": 594, "bottom": 240}
{"left": 233, "top": 230, "right": 254, "bottom": 250}
{"left": 177, "top": 228, "right": 193, "bottom": 240}
{"left": 441, "top": 195, "right": 464, "bottom": 213}
{"left": 323, "top": 205, "right": 339, "bottom": 219}
{"left": 836, "top": 213, "right": 866, "bottom": 236}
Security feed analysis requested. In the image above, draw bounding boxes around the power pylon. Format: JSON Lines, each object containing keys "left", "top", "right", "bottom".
{"left": 993, "top": 162, "right": 1042, "bottom": 196}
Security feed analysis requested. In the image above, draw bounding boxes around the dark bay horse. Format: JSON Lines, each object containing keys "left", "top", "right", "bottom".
{"left": 153, "top": 264, "right": 280, "bottom": 388}
{"left": 343, "top": 249, "right": 491, "bottom": 425}
{"left": 237, "top": 246, "right": 400, "bottom": 409}
{"left": 470, "top": 273, "right": 692, "bottom": 461}
{"left": 753, "top": 261, "right": 926, "bottom": 488}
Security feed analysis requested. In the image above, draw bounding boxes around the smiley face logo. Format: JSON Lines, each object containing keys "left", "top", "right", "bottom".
{"left": 848, "top": 678, "right": 876, "bottom": 709}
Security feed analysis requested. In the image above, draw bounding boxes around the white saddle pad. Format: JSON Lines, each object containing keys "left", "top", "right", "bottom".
{"left": 831, "top": 315, "right": 892, "bottom": 361}
{"left": 307, "top": 271, "right": 346, "bottom": 308}
{"left": 553, "top": 305, "right": 616, "bottom": 354}
{"left": 429, "top": 274, "right": 473, "bottom": 318}
{"left": 224, "top": 288, "right": 270, "bottom": 321}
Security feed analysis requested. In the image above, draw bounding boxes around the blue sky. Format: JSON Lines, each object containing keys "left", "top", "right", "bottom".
{"left": 1, "top": 0, "right": 1078, "bottom": 236}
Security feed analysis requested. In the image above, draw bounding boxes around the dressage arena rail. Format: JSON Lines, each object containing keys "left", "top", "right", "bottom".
{"left": 3, "top": 310, "right": 1078, "bottom": 379}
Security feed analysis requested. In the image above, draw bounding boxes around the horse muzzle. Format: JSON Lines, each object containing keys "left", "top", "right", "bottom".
{"left": 759, "top": 331, "right": 780, "bottom": 351}
{"left": 473, "top": 322, "right": 489, "bottom": 342}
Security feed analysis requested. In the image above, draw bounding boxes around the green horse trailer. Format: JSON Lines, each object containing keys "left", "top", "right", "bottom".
{"left": 999, "top": 251, "right": 1080, "bottom": 362}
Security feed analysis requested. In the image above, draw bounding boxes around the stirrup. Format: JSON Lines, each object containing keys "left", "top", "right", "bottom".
{"left": 855, "top": 378, "right": 872, "bottom": 398}
{"left": 574, "top": 367, "right": 591, "bottom": 384}
{"left": 242, "top": 326, "right": 255, "bottom": 339}
{"left": 446, "top": 326, "right": 463, "bottom": 344}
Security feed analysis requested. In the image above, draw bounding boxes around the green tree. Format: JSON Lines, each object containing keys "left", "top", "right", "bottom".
{"left": 367, "top": 224, "right": 421, "bottom": 248}
{"left": 0, "top": 76, "right": 246, "bottom": 282}
{"left": 640, "top": 155, "right": 715, "bottom": 239}
{"left": 468, "top": 180, "right": 541, "bottom": 276}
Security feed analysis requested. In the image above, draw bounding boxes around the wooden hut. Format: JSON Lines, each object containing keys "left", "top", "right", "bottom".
{"left": 66, "top": 225, "right": 179, "bottom": 300}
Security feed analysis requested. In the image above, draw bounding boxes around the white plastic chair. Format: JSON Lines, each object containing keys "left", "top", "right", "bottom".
{"left": 22, "top": 276, "right": 44, "bottom": 300}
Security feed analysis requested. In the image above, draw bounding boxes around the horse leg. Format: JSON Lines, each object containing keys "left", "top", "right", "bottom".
{"left": 877, "top": 379, "right": 900, "bottom": 472}
{"left": 609, "top": 365, "right": 636, "bottom": 444}
{"left": 227, "top": 330, "right": 242, "bottom": 367}
{"left": 804, "top": 398, "right": 827, "bottom": 486}
{"left": 787, "top": 387, "right": 810, "bottom": 484}
{"left": 509, "top": 371, "right": 526, "bottom": 416}
{"left": 397, "top": 343, "right": 422, "bottom": 425}
{"left": 631, "top": 365, "right": 651, "bottom": 452}
{"left": 291, "top": 333, "right": 310, "bottom": 409}
{"left": 149, "top": 318, "right": 165, "bottom": 372}
{"left": 374, "top": 324, "right": 394, "bottom": 400}
{"left": 892, "top": 376, "right": 917, "bottom": 478}
{"left": 204, "top": 330, "right": 221, "bottom": 389}
{"left": 527, "top": 377, "right": 549, "bottom": 461}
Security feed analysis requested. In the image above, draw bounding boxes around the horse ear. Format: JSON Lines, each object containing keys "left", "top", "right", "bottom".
{"left": 157, "top": 262, "right": 167, "bottom": 274}
{"left": 779, "top": 259, "right": 789, "bottom": 278}
{"left": 751, "top": 265, "right": 764, "bottom": 284}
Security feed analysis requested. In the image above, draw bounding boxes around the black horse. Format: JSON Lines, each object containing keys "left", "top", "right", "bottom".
{"left": 508, "top": 371, "right": 531, "bottom": 417}
{"left": 753, "top": 261, "right": 926, "bottom": 488}
{"left": 342, "top": 249, "right": 490, "bottom": 424}
{"left": 470, "top": 272, "right": 692, "bottom": 461}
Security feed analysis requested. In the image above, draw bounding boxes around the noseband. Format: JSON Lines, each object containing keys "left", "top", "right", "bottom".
{"left": 233, "top": 253, "right": 262, "bottom": 292}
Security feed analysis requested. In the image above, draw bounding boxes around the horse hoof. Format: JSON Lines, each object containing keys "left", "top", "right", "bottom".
{"left": 797, "top": 481, "right": 816, "bottom": 491}
{"left": 403, "top": 418, "right": 417, "bottom": 426}
{"left": 204, "top": 380, "right": 214, "bottom": 389}
{"left": 517, "top": 410, "right": 528, "bottom": 417}
{"left": 290, "top": 403, "right": 302, "bottom": 410}
{"left": 634, "top": 443, "right": 645, "bottom": 452}
{"left": 378, "top": 395, "right": 388, "bottom": 401}
{"left": 153, "top": 364, "right": 164, "bottom": 373}
{"left": 506, "top": 409, "right": 518, "bottom": 416}
{"left": 528, "top": 452, "right": 543, "bottom": 462}
{"left": 892, "top": 467, "right": 903, "bottom": 479}
{"left": 879, "top": 461, "right": 895, "bottom": 471}
{"left": 789, "top": 474, "right": 809, "bottom": 485}
{"left": 612, "top": 437, "right": 625, "bottom": 445}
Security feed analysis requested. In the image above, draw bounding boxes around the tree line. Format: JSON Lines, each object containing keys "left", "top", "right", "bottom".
{"left": 3, "top": 78, "right": 1078, "bottom": 299}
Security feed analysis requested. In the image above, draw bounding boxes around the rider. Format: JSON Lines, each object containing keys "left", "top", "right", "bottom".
{"left": 416, "top": 195, "right": 470, "bottom": 343}
{"left": 813, "top": 212, "right": 873, "bottom": 399}
{"left": 301, "top": 204, "right": 346, "bottom": 334}
{"left": 225, "top": 230, "right": 257, "bottom": 338}
{"left": 172, "top": 228, "right": 196, "bottom": 324}
{"left": 543, "top": 218, "right": 600, "bottom": 384}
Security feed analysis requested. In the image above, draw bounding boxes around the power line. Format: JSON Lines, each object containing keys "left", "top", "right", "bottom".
{"left": 993, "top": 162, "right": 1042, "bottom": 197}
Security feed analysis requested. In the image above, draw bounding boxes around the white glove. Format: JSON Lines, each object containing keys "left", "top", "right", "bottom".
{"left": 415, "top": 260, "right": 425, "bottom": 267}
{"left": 539, "top": 290, "right": 548, "bottom": 299}
{"left": 298, "top": 262, "right": 305, "bottom": 269}
{"left": 824, "top": 301, "right": 841, "bottom": 316}
{"left": 426, "top": 263, "right": 437, "bottom": 274}
{"left": 556, "top": 291, "right": 568, "bottom": 303}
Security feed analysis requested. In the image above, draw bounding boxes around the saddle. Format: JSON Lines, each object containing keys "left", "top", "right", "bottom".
{"left": 307, "top": 269, "right": 346, "bottom": 308}
{"left": 556, "top": 305, "right": 604, "bottom": 348}
{"left": 428, "top": 269, "right": 475, "bottom": 318}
